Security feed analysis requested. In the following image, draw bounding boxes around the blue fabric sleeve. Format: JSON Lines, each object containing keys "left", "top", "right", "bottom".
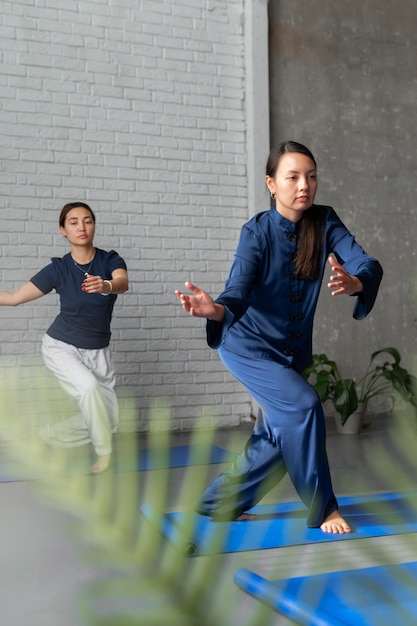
{"left": 30, "top": 263, "right": 57, "bottom": 294}
{"left": 106, "top": 249, "right": 127, "bottom": 273}
{"left": 326, "top": 208, "right": 383, "bottom": 320}
{"left": 206, "top": 306, "right": 234, "bottom": 349}
{"left": 206, "top": 225, "right": 262, "bottom": 348}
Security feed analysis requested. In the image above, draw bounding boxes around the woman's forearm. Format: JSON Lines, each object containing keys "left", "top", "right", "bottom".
{"left": 0, "top": 282, "right": 44, "bottom": 306}
{"left": 103, "top": 270, "right": 129, "bottom": 295}
{"left": 208, "top": 303, "right": 225, "bottom": 322}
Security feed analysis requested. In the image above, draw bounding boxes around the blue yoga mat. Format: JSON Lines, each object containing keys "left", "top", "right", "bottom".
{"left": 140, "top": 490, "right": 417, "bottom": 556}
{"left": 135, "top": 444, "right": 234, "bottom": 471}
{"left": 233, "top": 561, "right": 417, "bottom": 626}
{"left": 0, "top": 444, "right": 234, "bottom": 482}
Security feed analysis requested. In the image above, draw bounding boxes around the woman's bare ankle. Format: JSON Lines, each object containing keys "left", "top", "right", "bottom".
{"left": 236, "top": 512, "right": 257, "bottom": 521}
{"left": 89, "top": 453, "right": 111, "bottom": 474}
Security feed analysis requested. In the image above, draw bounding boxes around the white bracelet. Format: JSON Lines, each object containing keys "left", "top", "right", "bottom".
{"left": 101, "top": 280, "right": 112, "bottom": 296}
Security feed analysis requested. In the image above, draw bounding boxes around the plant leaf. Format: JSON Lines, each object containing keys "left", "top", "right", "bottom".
{"left": 370, "top": 347, "right": 401, "bottom": 367}
{"left": 314, "top": 371, "right": 331, "bottom": 401}
{"left": 333, "top": 379, "right": 358, "bottom": 425}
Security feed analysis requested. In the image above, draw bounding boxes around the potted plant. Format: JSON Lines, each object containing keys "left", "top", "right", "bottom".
{"left": 303, "top": 347, "right": 417, "bottom": 433}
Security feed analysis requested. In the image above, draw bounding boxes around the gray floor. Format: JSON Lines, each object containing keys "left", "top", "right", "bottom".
{"left": 0, "top": 411, "right": 416, "bottom": 625}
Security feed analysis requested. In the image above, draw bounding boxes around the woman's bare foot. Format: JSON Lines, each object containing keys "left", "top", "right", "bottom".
{"left": 236, "top": 513, "right": 257, "bottom": 521}
{"left": 320, "top": 510, "right": 351, "bottom": 534}
{"left": 89, "top": 453, "right": 111, "bottom": 474}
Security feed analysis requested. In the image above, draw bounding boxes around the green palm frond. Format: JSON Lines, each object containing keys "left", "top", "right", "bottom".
{"left": 1, "top": 364, "right": 417, "bottom": 625}
{"left": 0, "top": 368, "right": 263, "bottom": 625}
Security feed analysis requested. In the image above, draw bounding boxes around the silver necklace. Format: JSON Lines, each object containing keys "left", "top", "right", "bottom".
{"left": 72, "top": 251, "right": 96, "bottom": 277}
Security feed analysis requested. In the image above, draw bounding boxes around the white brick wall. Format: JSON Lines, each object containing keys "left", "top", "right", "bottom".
{"left": 0, "top": 0, "right": 256, "bottom": 433}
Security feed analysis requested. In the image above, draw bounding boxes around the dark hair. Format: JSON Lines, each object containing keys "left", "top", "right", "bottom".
{"left": 266, "top": 141, "right": 324, "bottom": 280}
{"left": 59, "top": 202, "right": 96, "bottom": 228}
{"left": 266, "top": 140, "right": 317, "bottom": 179}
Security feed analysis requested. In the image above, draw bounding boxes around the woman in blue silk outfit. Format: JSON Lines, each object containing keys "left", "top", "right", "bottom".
{"left": 176, "top": 141, "right": 383, "bottom": 533}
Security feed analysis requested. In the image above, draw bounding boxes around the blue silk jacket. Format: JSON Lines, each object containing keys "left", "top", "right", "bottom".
{"left": 207, "top": 206, "right": 383, "bottom": 373}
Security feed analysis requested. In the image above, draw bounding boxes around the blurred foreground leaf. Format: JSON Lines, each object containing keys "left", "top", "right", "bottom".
{"left": 1, "top": 365, "right": 417, "bottom": 625}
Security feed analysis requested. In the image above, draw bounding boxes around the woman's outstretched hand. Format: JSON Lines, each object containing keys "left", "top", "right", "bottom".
{"left": 327, "top": 255, "right": 363, "bottom": 296}
{"left": 175, "top": 281, "right": 225, "bottom": 322}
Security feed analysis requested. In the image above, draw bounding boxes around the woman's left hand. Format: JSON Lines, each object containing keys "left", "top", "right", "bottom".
{"left": 82, "top": 274, "right": 107, "bottom": 294}
{"left": 327, "top": 255, "right": 363, "bottom": 296}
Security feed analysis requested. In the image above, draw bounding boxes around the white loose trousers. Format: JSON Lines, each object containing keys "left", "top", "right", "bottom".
{"left": 40, "top": 334, "right": 119, "bottom": 455}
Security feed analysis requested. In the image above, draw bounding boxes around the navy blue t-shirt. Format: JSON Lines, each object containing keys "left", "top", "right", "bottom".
{"left": 30, "top": 248, "right": 127, "bottom": 349}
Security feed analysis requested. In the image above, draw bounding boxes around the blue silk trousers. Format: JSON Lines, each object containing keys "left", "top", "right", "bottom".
{"left": 196, "top": 348, "right": 338, "bottom": 527}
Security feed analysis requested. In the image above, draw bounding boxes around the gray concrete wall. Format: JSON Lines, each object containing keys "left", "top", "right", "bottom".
{"left": 268, "top": 0, "right": 417, "bottom": 392}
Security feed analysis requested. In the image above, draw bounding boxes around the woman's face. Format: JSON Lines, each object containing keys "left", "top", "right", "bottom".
{"left": 60, "top": 206, "right": 95, "bottom": 246}
{"left": 265, "top": 152, "right": 318, "bottom": 222}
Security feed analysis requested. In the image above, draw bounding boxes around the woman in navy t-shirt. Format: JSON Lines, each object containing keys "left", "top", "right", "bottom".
{"left": 0, "top": 202, "right": 128, "bottom": 473}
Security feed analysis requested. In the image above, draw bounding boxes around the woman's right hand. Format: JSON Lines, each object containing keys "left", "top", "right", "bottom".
{"left": 175, "top": 281, "right": 225, "bottom": 321}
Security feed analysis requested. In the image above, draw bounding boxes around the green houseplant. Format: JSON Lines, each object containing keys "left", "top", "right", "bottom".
{"left": 303, "top": 347, "right": 417, "bottom": 429}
